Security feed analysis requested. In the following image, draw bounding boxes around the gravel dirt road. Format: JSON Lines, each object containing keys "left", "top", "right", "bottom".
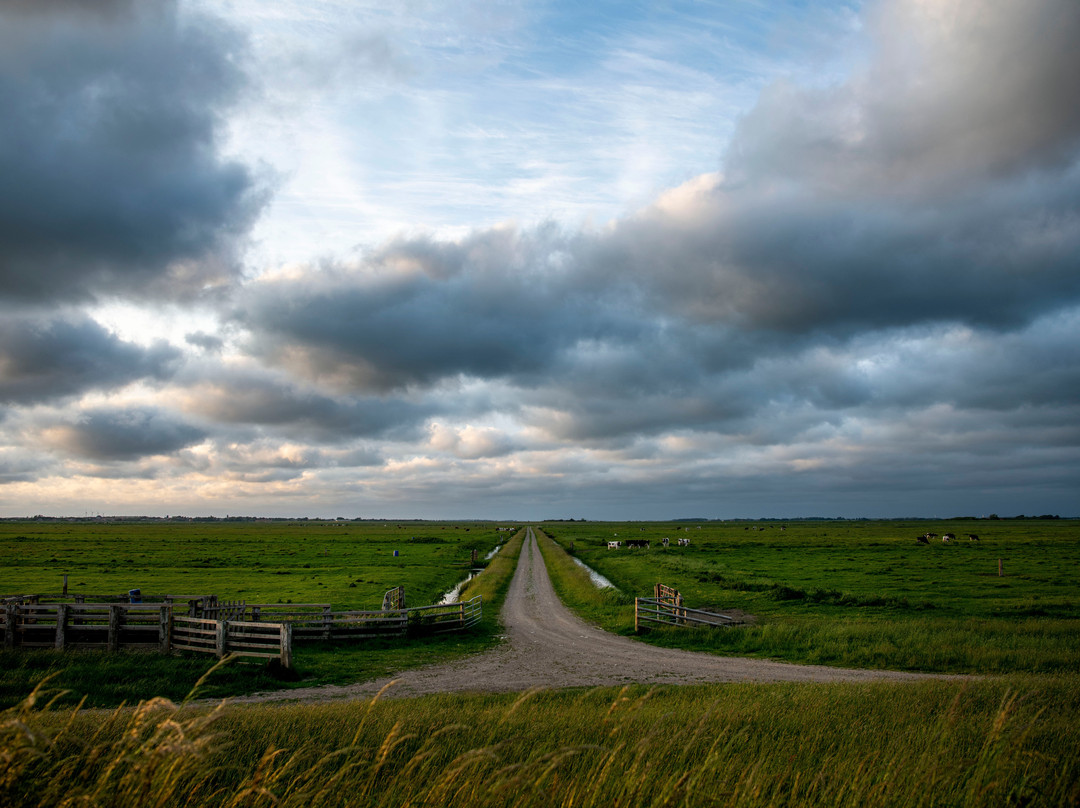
{"left": 230, "top": 527, "right": 943, "bottom": 703}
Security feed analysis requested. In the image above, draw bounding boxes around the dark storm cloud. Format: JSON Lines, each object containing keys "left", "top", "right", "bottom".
{"left": 185, "top": 331, "right": 225, "bottom": 353}
{"left": 43, "top": 407, "right": 206, "bottom": 461}
{"left": 236, "top": 0, "right": 1080, "bottom": 422}
{"left": 728, "top": 0, "right": 1080, "bottom": 193}
{"left": 174, "top": 369, "right": 433, "bottom": 441}
{"left": 0, "top": 2, "right": 267, "bottom": 303}
{"left": 236, "top": 226, "right": 647, "bottom": 392}
{"left": 0, "top": 314, "right": 181, "bottom": 404}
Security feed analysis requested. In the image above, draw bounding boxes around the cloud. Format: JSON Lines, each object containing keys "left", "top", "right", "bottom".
{"left": 236, "top": 225, "right": 644, "bottom": 392}
{"left": 41, "top": 407, "right": 207, "bottom": 461}
{"left": 185, "top": 331, "right": 225, "bottom": 353}
{"left": 727, "top": 0, "right": 1080, "bottom": 193}
{"left": 4, "top": 0, "right": 1079, "bottom": 518}
{"left": 0, "top": 2, "right": 268, "bottom": 303}
{"left": 0, "top": 314, "right": 181, "bottom": 404}
{"left": 172, "top": 368, "right": 432, "bottom": 440}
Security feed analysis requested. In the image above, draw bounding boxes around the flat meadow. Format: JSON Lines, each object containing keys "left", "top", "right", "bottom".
{"left": 0, "top": 519, "right": 510, "bottom": 705}
{"left": 1, "top": 518, "right": 1078, "bottom": 807}
{"left": 538, "top": 518, "right": 1080, "bottom": 674}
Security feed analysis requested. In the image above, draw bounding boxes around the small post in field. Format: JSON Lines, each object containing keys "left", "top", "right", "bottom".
{"left": 158, "top": 606, "right": 171, "bottom": 652}
{"left": 108, "top": 605, "right": 120, "bottom": 652}
{"left": 4, "top": 604, "right": 16, "bottom": 649}
{"left": 280, "top": 622, "right": 293, "bottom": 669}
{"left": 998, "top": 558, "right": 1003, "bottom": 577}
{"left": 55, "top": 604, "right": 67, "bottom": 649}
{"left": 634, "top": 598, "right": 640, "bottom": 633}
{"left": 63, "top": 574, "right": 68, "bottom": 597}
{"left": 215, "top": 620, "right": 227, "bottom": 657}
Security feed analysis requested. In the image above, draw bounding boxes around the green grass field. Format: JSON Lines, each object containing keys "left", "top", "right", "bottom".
{"left": 2, "top": 519, "right": 1078, "bottom": 806}
{"left": 0, "top": 520, "right": 521, "bottom": 707}
{"left": 0, "top": 519, "right": 506, "bottom": 608}
{"left": 537, "top": 519, "right": 1080, "bottom": 674}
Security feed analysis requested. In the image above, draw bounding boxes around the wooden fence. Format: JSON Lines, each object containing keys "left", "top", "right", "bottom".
{"left": 635, "top": 584, "right": 740, "bottom": 631}
{"left": 171, "top": 616, "right": 292, "bottom": 668}
{"left": 1, "top": 601, "right": 292, "bottom": 665}
{"left": 3, "top": 602, "right": 171, "bottom": 652}
{"left": 1, "top": 594, "right": 484, "bottom": 665}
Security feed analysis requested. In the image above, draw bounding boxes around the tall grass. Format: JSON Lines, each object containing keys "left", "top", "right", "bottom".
{"left": 3, "top": 675, "right": 1077, "bottom": 807}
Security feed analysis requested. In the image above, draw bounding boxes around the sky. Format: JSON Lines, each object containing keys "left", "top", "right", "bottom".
{"left": 1, "top": 0, "right": 1078, "bottom": 520}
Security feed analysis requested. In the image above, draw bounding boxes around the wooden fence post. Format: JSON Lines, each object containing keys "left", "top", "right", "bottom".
{"left": 159, "top": 606, "right": 171, "bottom": 652}
{"left": 998, "top": 558, "right": 1003, "bottom": 577}
{"left": 216, "top": 620, "right": 227, "bottom": 658}
{"left": 280, "top": 623, "right": 293, "bottom": 669}
{"left": 63, "top": 575, "right": 68, "bottom": 597}
{"left": 634, "top": 598, "right": 640, "bottom": 633}
{"left": 5, "top": 603, "right": 17, "bottom": 649}
{"left": 322, "top": 605, "right": 331, "bottom": 640}
{"left": 108, "top": 605, "right": 120, "bottom": 652}
{"left": 55, "top": 604, "right": 68, "bottom": 649}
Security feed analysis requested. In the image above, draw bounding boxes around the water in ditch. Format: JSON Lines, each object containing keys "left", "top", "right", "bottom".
{"left": 572, "top": 557, "right": 616, "bottom": 589}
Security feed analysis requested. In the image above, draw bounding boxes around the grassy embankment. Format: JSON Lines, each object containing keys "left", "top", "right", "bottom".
{"left": 0, "top": 522, "right": 525, "bottom": 707}
{"left": 2, "top": 673, "right": 1077, "bottom": 807}
{"left": 536, "top": 520, "right": 1080, "bottom": 675}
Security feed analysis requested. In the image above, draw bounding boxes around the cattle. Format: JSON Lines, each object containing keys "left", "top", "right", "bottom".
{"left": 661, "top": 537, "right": 670, "bottom": 547}
{"left": 942, "top": 533, "right": 954, "bottom": 543}
{"left": 924, "top": 532, "right": 938, "bottom": 542}
{"left": 968, "top": 534, "right": 980, "bottom": 542}
{"left": 625, "top": 539, "right": 650, "bottom": 549}
{"left": 678, "top": 537, "right": 691, "bottom": 546}
{"left": 916, "top": 535, "right": 929, "bottom": 545}
{"left": 607, "top": 541, "right": 621, "bottom": 550}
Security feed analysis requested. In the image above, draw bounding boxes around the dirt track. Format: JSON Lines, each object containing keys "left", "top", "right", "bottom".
{"left": 229, "top": 527, "right": 946, "bottom": 703}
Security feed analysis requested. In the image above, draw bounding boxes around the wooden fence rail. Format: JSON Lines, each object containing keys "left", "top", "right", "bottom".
{"left": 634, "top": 598, "right": 740, "bottom": 630}
{"left": 171, "top": 616, "right": 292, "bottom": 667}
{"left": 635, "top": 583, "right": 740, "bottom": 631}
{"left": 1, "top": 594, "right": 484, "bottom": 664}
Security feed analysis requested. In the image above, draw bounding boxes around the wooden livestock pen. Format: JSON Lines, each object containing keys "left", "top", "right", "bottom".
{"left": 0, "top": 591, "right": 483, "bottom": 668}
{"left": 1, "top": 600, "right": 293, "bottom": 666}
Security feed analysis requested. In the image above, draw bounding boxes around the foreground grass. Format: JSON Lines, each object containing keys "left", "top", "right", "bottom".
{"left": 3, "top": 675, "right": 1077, "bottom": 807}
{"left": 0, "top": 529, "right": 527, "bottom": 708}
{"left": 539, "top": 520, "right": 1080, "bottom": 674}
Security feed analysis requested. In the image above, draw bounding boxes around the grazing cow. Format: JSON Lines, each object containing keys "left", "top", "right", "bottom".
{"left": 678, "top": 537, "right": 691, "bottom": 546}
{"left": 607, "top": 541, "right": 621, "bottom": 550}
{"left": 942, "top": 533, "right": 953, "bottom": 543}
{"left": 625, "top": 539, "right": 650, "bottom": 549}
{"left": 916, "top": 535, "right": 929, "bottom": 545}
{"left": 661, "top": 537, "right": 670, "bottom": 547}
{"left": 968, "top": 534, "right": 980, "bottom": 542}
{"left": 925, "top": 532, "right": 938, "bottom": 542}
